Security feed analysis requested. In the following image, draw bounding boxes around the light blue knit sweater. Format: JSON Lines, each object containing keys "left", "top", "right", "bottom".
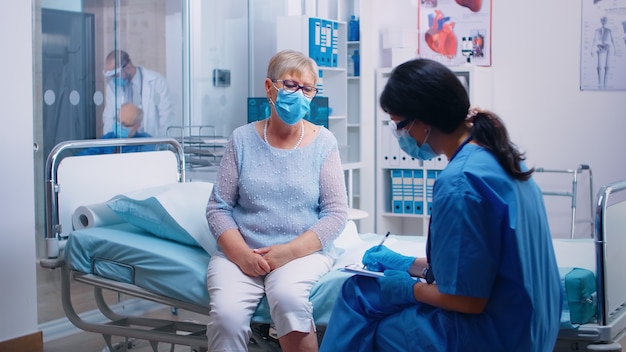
{"left": 206, "top": 122, "right": 348, "bottom": 253}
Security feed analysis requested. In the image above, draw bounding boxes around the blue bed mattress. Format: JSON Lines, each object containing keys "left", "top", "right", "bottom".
{"left": 65, "top": 223, "right": 212, "bottom": 306}
{"left": 64, "top": 223, "right": 353, "bottom": 325}
{"left": 65, "top": 224, "right": 597, "bottom": 327}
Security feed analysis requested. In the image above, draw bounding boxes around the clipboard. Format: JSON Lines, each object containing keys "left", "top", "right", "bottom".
{"left": 341, "top": 263, "right": 384, "bottom": 278}
{"left": 342, "top": 264, "right": 423, "bottom": 281}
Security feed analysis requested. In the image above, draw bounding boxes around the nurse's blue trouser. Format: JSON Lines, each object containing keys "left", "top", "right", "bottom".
{"left": 319, "top": 275, "right": 453, "bottom": 352}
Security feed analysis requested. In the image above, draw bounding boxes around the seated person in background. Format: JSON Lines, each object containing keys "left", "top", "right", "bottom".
{"left": 80, "top": 103, "right": 155, "bottom": 155}
{"left": 102, "top": 49, "right": 175, "bottom": 137}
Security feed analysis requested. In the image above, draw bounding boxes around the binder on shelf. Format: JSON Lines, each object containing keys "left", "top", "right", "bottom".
{"left": 426, "top": 169, "right": 441, "bottom": 215}
{"left": 320, "top": 19, "right": 332, "bottom": 67}
{"left": 423, "top": 154, "right": 448, "bottom": 169}
{"left": 389, "top": 130, "right": 404, "bottom": 167}
{"left": 381, "top": 123, "right": 400, "bottom": 167}
{"left": 331, "top": 20, "right": 339, "bottom": 67}
{"left": 317, "top": 70, "right": 324, "bottom": 97}
{"left": 413, "top": 169, "right": 425, "bottom": 215}
{"left": 433, "top": 155, "right": 448, "bottom": 168}
{"left": 403, "top": 169, "right": 414, "bottom": 214}
{"left": 309, "top": 18, "right": 323, "bottom": 66}
{"left": 391, "top": 169, "right": 403, "bottom": 213}
{"left": 399, "top": 150, "right": 417, "bottom": 168}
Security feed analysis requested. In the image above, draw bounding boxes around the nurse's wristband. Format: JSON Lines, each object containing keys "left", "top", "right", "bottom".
{"left": 422, "top": 266, "right": 435, "bottom": 284}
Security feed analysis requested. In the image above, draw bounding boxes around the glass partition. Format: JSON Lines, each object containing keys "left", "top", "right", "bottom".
{"left": 34, "top": 0, "right": 249, "bottom": 328}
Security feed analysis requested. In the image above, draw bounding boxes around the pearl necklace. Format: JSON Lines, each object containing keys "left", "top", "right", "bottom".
{"left": 263, "top": 119, "right": 304, "bottom": 149}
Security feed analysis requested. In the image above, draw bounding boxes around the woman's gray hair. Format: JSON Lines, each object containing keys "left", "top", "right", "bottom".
{"left": 266, "top": 50, "right": 318, "bottom": 84}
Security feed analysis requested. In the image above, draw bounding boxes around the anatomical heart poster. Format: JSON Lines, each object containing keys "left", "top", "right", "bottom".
{"left": 418, "top": 0, "right": 492, "bottom": 66}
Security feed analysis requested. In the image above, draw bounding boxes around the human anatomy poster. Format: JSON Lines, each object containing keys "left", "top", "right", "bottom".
{"left": 580, "top": 0, "right": 626, "bottom": 91}
{"left": 418, "top": 0, "right": 492, "bottom": 67}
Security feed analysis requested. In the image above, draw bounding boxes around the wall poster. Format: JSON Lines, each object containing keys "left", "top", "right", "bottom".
{"left": 418, "top": 0, "right": 492, "bottom": 67}
{"left": 580, "top": 0, "right": 626, "bottom": 91}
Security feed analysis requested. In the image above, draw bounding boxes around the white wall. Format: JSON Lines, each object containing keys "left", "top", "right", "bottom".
{"left": 357, "top": 0, "right": 625, "bottom": 238}
{"left": 0, "top": 0, "right": 38, "bottom": 344}
{"left": 491, "top": 0, "right": 626, "bottom": 238}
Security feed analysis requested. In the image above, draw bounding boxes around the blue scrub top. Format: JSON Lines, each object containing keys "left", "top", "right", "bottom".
{"left": 424, "top": 143, "right": 562, "bottom": 351}
{"left": 320, "top": 142, "right": 563, "bottom": 352}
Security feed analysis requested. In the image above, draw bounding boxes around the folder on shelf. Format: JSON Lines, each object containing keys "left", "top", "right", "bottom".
{"left": 331, "top": 20, "right": 339, "bottom": 67}
{"left": 309, "top": 18, "right": 323, "bottom": 66}
{"left": 391, "top": 169, "right": 403, "bottom": 214}
{"left": 433, "top": 155, "right": 448, "bottom": 169}
{"left": 423, "top": 155, "right": 448, "bottom": 169}
{"left": 319, "top": 19, "right": 332, "bottom": 67}
{"left": 381, "top": 123, "right": 399, "bottom": 167}
{"left": 426, "top": 169, "right": 441, "bottom": 215}
{"left": 403, "top": 169, "right": 414, "bottom": 214}
{"left": 316, "top": 70, "right": 324, "bottom": 97}
{"left": 413, "top": 169, "right": 424, "bottom": 215}
{"left": 387, "top": 126, "right": 402, "bottom": 167}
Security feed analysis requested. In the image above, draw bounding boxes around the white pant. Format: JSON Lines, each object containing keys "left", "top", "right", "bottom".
{"left": 206, "top": 252, "right": 333, "bottom": 352}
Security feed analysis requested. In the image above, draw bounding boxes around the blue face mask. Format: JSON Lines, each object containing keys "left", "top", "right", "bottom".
{"left": 114, "top": 122, "right": 132, "bottom": 138}
{"left": 113, "top": 77, "right": 128, "bottom": 87}
{"left": 391, "top": 121, "right": 439, "bottom": 161}
{"left": 274, "top": 89, "right": 311, "bottom": 125}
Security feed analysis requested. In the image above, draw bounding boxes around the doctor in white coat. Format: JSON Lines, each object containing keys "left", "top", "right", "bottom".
{"left": 101, "top": 50, "right": 176, "bottom": 138}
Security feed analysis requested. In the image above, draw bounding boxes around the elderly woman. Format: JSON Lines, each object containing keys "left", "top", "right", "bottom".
{"left": 205, "top": 50, "right": 348, "bottom": 352}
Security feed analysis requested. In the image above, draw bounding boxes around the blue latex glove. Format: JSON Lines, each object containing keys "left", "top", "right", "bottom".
{"left": 379, "top": 269, "right": 417, "bottom": 306}
{"left": 362, "top": 245, "right": 416, "bottom": 272}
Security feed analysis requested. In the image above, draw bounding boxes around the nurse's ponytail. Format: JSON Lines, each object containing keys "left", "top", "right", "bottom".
{"left": 466, "top": 109, "right": 534, "bottom": 181}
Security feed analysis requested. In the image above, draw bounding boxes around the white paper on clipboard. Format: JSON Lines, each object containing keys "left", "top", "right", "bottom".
{"left": 342, "top": 264, "right": 423, "bottom": 281}
{"left": 342, "top": 264, "right": 384, "bottom": 278}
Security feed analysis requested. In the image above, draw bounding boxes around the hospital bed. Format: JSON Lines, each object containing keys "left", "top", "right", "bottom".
{"left": 40, "top": 138, "right": 626, "bottom": 351}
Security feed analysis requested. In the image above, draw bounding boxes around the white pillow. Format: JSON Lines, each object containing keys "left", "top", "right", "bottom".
{"left": 107, "top": 181, "right": 216, "bottom": 255}
{"left": 333, "top": 220, "right": 361, "bottom": 250}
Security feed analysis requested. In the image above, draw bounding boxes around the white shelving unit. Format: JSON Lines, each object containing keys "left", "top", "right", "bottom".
{"left": 276, "top": 13, "right": 368, "bottom": 222}
{"left": 374, "top": 65, "right": 493, "bottom": 236}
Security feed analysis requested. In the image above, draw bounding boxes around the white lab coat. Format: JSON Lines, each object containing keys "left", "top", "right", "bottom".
{"left": 102, "top": 66, "right": 176, "bottom": 138}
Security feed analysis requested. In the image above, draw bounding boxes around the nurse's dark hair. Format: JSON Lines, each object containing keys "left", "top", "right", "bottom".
{"left": 379, "top": 58, "right": 533, "bottom": 181}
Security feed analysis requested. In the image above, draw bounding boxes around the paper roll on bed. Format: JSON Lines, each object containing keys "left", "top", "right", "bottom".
{"left": 72, "top": 203, "right": 124, "bottom": 230}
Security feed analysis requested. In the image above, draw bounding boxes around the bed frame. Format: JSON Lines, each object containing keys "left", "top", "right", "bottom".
{"left": 40, "top": 139, "right": 626, "bottom": 352}
{"left": 553, "top": 178, "right": 626, "bottom": 351}
{"left": 40, "top": 138, "right": 217, "bottom": 352}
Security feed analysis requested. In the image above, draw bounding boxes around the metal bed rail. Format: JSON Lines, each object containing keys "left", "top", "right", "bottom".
{"left": 40, "top": 138, "right": 284, "bottom": 351}
{"left": 595, "top": 179, "right": 626, "bottom": 327}
{"left": 557, "top": 178, "right": 626, "bottom": 351}
{"left": 63, "top": 268, "right": 284, "bottom": 352}
{"left": 535, "top": 164, "right": 594, "bottom": 239}
{"left": 166, "top": 125, "right": 227, "bottom": 168}
{"left": 41, "top": 138, "right": 185, "bottom": 267}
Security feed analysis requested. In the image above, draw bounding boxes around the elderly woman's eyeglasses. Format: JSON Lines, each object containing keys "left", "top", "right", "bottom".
{"left": 272, "top": 79, "right": 319, "bottom": 98}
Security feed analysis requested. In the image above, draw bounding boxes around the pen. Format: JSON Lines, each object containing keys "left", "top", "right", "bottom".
{"left": 377, "top": 231, "right": 391, "bottom": 249}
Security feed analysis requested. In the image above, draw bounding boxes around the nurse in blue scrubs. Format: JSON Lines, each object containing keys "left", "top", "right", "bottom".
{"left": 319, "top": 59, "right": 562, "bottom": 352}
